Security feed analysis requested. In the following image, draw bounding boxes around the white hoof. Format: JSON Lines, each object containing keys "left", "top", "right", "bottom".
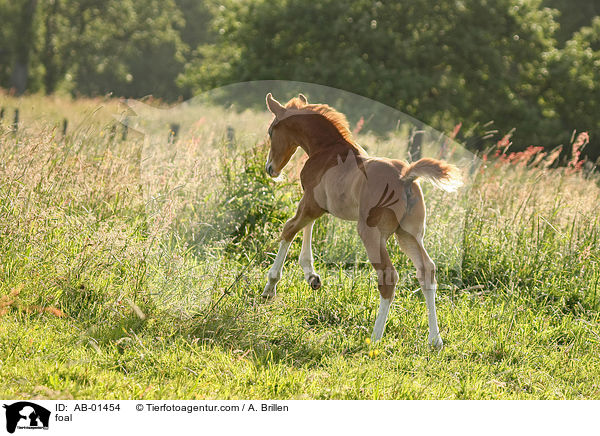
{"left": 428, "top": 333, "right": 443, "bottom": 349}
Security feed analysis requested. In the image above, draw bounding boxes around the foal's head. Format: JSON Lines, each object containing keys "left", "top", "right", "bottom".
{"left": 264, "top": 93, "right": 308, "bottom": 177}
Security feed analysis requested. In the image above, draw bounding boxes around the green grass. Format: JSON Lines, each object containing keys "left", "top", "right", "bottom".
{"left": 0, "top": 93, "right": 599, "bottom": 399}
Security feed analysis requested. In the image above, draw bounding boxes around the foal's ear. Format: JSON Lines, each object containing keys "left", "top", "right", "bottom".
{"left": 298, "top": 93, "right": 308, "bottom": 104}
{"left": 266, "top": 93, "right": 285, "bottom": 117}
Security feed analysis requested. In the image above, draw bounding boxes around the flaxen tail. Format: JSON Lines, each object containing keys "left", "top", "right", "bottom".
{"left": 401, "top": 158, "right": 463, "bottom": 192}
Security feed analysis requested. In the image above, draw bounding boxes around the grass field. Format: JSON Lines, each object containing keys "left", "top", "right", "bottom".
{"left": 0, "top": 93, "right": 599, "bottom": 400}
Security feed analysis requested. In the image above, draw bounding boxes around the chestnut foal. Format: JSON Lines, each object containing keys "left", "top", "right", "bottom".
{"left": 262, "top": 93, "right": 462, "bottom": 348}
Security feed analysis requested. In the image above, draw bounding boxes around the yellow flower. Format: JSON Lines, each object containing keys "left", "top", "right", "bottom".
{"left": 368, "top": 350, "right": 374, "bottom": 358}
{"left": 373, "top": 349, "right": 380, "bottom": 357}
{"left": 365, "top": 338, "right": 371, "bottom": 345}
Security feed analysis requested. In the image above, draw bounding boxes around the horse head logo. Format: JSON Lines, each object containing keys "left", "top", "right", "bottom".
{"left": 3, "top": 402, "right": 51, "bottom": 434}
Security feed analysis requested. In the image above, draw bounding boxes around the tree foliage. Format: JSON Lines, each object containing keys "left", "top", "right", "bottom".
{"left": 0, "top": 0, "right": 210, "bottom": 99}
{"left": 0, "top": 0, "right": 599, "bottom": 159}
{"left": 541, "top": 17, "right": 600, "bottom": 152}
{"left": 182, "top": 0, "right": 599, "bottom": 158}
{"left": 543, "top": 0, "right": 600, "bottom": 44}
{"left": 60, "top": 0, "right": 186, "bottom": 99}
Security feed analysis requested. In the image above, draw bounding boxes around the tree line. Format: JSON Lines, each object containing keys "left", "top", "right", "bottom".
{"left": 1, "top": 0, "right": 599, "bottom": 159}
{"left": 0, "top": 0, "right": 212, "bottom": 99}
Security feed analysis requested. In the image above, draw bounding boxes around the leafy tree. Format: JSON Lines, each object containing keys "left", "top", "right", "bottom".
{"left": 542, "top": 17, "right": 600, "bottom": 161}
{"left": 173, "top": 0, "right": 214, "bottom": 51}
{"left": 172, "top": 0, "right": 215, "bottom": 98}
{"left": 39, "top": 0, "right": 61, "bottom": 93}
{"left": 1, "top": 0, "right": 599, "bottom": 160}
{"left": 182, "top": 0, "right": 558, "bottom": 150}
{"left": 1, "top": 0, "right": 191, "bottom": 99}
{"left": 543, "top": 0, "right": 600, "bottom": 44}
{"left": 60, "top": 0, "right": 187, "bottom": 99}
{"left": 0, "top": 0, "right": 40, "bottom": 94}
{"left": 0, "top": 1, "right": 19, "bottom": 87}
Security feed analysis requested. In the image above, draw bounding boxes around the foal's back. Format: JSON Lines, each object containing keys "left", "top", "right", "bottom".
{"left": 305, "top": 148, "right": 425, "bottom": 235}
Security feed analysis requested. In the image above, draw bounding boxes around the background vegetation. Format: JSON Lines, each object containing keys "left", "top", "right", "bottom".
{"left": 1, "top": 0, "right": 599, "bottom": 159}
{"left": 0, "top": 94, "right": 598, "bottom": 399}
{"left": 1, "top": 1, "right": 599, "bottom": 400}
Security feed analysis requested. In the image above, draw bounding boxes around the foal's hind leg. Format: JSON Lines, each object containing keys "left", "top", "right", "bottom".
{"left": 395, "top": 229, "right": 443, "bottom": 348}
{"left": 299, "top": 221, "right": 321, "bottom": 290}
{"left": 358, "top": 222, "right": 398, "bottom": 342}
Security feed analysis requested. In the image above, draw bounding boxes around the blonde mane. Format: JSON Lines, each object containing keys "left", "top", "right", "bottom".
{"left": 285, "top": 98, "right": 357, "bottom": 147}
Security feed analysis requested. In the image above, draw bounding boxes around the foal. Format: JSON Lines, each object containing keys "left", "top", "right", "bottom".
{"left": 262, "top": 93, "right": 462, "bottom": 348}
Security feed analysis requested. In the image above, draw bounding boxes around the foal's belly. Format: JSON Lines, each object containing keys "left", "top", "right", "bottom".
{"left": 323, "top": 188, "right": 360, "bottom": 221}
{"left": 312, "top": 164, "right": 362, "bottom": 221}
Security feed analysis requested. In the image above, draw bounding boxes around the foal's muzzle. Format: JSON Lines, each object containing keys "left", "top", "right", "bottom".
{"left": 266, "top": 162, "right": 277, "bottom": 177}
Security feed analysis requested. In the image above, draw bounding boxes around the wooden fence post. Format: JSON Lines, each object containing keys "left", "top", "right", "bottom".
{"left": 226, "top": 126, "right": 235, "bottom": 147}
{"left": 12, "top": 109, "right": 19, "bottom": 133}
{"left": 409, "top": 129, "right": 423, "bottom": 162}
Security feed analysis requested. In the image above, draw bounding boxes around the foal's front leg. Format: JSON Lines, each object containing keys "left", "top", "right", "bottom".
{"left": 262, "top": 201, "right": 315, "bottom": 298}
{"left": 262, "top": 239, "right": 292, "bottom": 298}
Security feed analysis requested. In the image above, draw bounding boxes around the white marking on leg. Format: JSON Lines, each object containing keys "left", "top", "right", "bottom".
{"left": 423, "top": 285, "right": 443, "bottom": 348}
{"left": 298, "top": 223, "right": 315, "bottom": 278}
{"left": 262, "top": 240, "right": 292, "bottom": 298}
{"left": 299, "top": 222, "right": 321, "bottom": 289}
{"left": 371, "top": 295, "right": 393, "bottom": 342}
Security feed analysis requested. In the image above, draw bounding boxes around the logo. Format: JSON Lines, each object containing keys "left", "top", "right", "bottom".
{"left": 2, "top": 402, "right": 50, "bottom": 434}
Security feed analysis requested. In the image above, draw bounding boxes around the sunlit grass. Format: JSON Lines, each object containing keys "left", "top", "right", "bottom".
{"left": 0, "top": 94, "right": 599, "bottom": 399}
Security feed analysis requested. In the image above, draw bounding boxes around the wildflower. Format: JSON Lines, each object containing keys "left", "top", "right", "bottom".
{"left": 529, "top": 148, "right": 547, "bottom": 167}
{"left": 450, "top": 122, "right": 462, "bottom": 140}
{"left": 543, "top": 145, "right": 562, "bottom": 168}
{"left": 567, "top": 131, "right": 589, "bottom": 174}
{"left": 353, "top": 116, "right": 365, "bottom": 136}
{"left": 368, "top": 350, "right": 374, "bottom": 358}
{"left": 496, "top": 132, "right": 513, "bottom": 153}
{"left": 365, "top": 337, "right": 371, "bottom": 345}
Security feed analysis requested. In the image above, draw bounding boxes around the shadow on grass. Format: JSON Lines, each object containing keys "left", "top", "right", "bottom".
{"left": 183, "top": 300, "right": 367, "bottom": 368}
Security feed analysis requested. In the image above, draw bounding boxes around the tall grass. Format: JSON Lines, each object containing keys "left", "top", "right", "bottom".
{"left": 0, "top": 94, "right": 599, "bottom": 399}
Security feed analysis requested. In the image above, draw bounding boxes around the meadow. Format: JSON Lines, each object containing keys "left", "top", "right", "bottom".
{"left": 0, "top": 93, "right": 599, "bottom": 400}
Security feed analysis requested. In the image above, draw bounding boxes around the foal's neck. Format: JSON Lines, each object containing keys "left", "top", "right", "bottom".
{"left": 287, "top": 114, "right": 359, "bottom": 157}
